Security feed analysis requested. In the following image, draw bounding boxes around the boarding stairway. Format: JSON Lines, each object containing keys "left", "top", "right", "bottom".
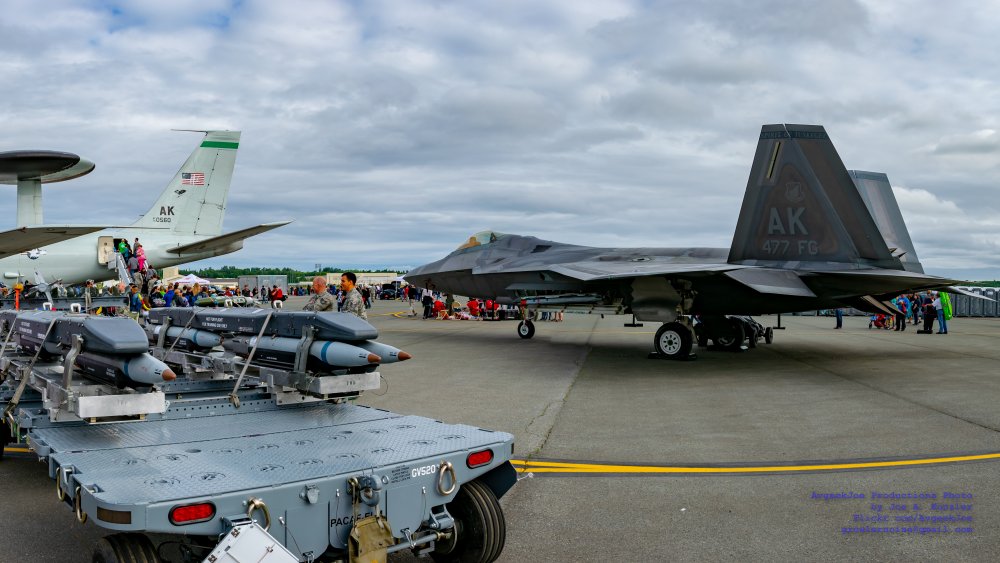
{"left": 108, "top": 253, "right": 133, "bottom": 286}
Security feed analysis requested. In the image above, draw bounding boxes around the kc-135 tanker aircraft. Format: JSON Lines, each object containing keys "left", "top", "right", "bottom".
{"left": 407, "top": 124, "right": 977, "bottom": 359}
{"left": 0, "top": 130, "right": 290, "bottom": 288}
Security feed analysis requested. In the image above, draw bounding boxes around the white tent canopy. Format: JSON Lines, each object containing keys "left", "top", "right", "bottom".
{"left": 172, "top": 273, "right": 210, "bottom": 286}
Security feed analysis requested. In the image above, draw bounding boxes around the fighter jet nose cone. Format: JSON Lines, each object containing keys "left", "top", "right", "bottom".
{"left": 397, "top": 351, "right": 412, "bottom": 361}
{"left": 162, "top": 368, "right": 177, "bottom": 381}
{"left": 367, "top": 353, "right": 382, "bottom": 364}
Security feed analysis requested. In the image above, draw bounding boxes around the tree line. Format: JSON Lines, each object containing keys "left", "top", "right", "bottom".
{"left": 179, "top": 266, "right": 400, "bottom": 283}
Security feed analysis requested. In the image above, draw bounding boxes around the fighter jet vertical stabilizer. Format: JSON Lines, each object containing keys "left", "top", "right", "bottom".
{"left": 849, "top": 170, "right": 924, "bottom": 274}
{"left": 727, "top": 124, "right": 899, "bottom": 270}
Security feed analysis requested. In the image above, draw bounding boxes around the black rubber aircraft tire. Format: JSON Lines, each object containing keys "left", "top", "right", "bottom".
{"left": 92, "top": 533, "right": 161, "bottom": 563}
{"left": 433, "top": 479, "right": 507, "bottom": 563}
{"left": 654, "top": 322, "right": 693, "bottom": 359}
{"left": 713, "top": 319, "right": 746, "bottom": 351}
{"left": 0, "top": 418, "right": 9, "bottom": 461}
{"left": 517, "top": 320, "right": 535, "bottom": 339}
{"left": 764, "top": 326, "right": 774, "bottom": 344}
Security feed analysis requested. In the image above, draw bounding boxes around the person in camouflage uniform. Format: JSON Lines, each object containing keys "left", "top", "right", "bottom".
{"left": 303, "top": 276, "right": 336, "bottom": 312}
{"left": 340, "top": 272, "right": 367, "bottom": 320}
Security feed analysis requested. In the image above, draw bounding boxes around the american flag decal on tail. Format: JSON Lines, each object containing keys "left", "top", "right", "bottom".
{"left": 181, "top": 172, "right": 205, "bottom": 185}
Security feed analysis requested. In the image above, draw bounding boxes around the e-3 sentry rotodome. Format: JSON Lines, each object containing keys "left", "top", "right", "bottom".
{"left": 0, "top": 150, "right": 95, "bottom": 227}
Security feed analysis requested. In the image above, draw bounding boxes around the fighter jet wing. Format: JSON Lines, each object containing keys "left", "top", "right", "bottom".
{"left": 946, "top": 286, "right": 996, "bottom": 301}
{"left": 819, "top": 269, "right": 961, "bottom": 294}
{"left": 0, "top": 225, "right": 108, "bottom": 260}
{"left": 544, "top": 261, "right": 820, "bottom": 298}
{"left": 542, "top": 261, "right": 745, "bottom": 281}
{"left": 165, "top": 221, "right": 292, "bottom": 255}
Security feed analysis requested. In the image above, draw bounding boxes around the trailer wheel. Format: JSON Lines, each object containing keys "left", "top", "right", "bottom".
{"left": 0, "top": 418, "right": 9, "bottom": 461}
{"left": 433, "top": 479, "right": 506, "bottom": 563}
{"left": 92, "top": 533, "right": 161, "bottom": 563}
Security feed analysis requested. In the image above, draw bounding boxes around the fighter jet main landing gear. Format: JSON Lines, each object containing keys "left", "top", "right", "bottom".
{"left": 712, "top": 318, "right": 745, "bottom": 351}
{"left": 653, "top": 322, "right": 694, "bottom": 359}
{"left": 695, "top": 315, "right": 772, "bottom": 351}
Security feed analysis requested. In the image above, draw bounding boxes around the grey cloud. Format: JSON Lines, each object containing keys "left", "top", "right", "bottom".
{"left": 546, "top": 125, "right": 645, "bottom": 152}
{"left": 932, "top": 131, "right": 1000, "bottom": 155}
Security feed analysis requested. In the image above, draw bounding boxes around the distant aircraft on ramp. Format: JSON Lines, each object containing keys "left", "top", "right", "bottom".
{"left": 406, "top": 124, "right": 975, "bottom": 359}
{"left": 0, "top": 130, "right": 290, "bottom": 288}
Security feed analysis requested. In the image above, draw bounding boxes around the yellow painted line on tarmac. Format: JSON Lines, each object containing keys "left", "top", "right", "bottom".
{"left": 510, "top": 452, "right": 1000, "bottom": 475}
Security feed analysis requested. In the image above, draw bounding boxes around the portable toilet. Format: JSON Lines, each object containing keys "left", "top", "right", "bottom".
{"left": 971, "top": 288, "right": 985, "bottom": 316}
{"left": 953, "top": 289, "right": 970, "bottom": 318}
{"left": 985, "top": 288, "right": 998, "bottom": 317}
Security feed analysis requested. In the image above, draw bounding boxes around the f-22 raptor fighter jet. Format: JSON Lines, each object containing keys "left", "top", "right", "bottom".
{"left": 406, "top": 124, "right": 969, "bottom": 359}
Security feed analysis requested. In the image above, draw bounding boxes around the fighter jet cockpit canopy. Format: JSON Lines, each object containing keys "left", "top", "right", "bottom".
{"left": 456, "top": 230, "right": 506, "bottom": 251}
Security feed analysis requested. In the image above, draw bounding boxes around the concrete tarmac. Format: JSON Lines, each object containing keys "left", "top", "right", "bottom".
{"left": 2, "top": 300, "right": 998, "bottom": 562}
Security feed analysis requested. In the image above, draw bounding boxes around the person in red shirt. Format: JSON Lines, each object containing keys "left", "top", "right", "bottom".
{"left": 270, "top": 285, "right": 284, "bottom": 302}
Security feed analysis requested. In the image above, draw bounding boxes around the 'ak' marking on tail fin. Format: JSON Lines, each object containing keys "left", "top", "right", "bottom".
{"left": 728, "top": 124, "right": 897, "bottom": 270}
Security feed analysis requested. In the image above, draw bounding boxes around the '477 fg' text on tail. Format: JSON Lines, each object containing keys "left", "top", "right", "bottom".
{"left": 728, "top": 124, "right": 902, "bottom": 271}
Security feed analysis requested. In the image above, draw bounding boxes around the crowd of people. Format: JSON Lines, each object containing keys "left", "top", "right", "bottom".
{"left": 69, "top": 272, "right": 374, "bottom": 322}
{"left": 834, "top": 290, "right": 953, "bottom": 334}
{"left": 397, "top": 283, "right": 560, "bottom": 322}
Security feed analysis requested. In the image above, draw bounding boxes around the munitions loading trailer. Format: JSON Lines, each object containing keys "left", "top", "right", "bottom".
{"left": 0, "top": 308, "right": 515, "bottom": 563}
{"left": 0, "top": 293, "right": 128, "bottom": 312}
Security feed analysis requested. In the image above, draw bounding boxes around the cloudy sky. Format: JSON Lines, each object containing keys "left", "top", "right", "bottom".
{"left": 2, "top": 0, "right": 999, "bottom": 279}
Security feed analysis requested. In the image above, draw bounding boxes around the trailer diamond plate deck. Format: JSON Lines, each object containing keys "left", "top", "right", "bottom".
{"left": 36, "top": 407, "right": 509, "bottom": 505}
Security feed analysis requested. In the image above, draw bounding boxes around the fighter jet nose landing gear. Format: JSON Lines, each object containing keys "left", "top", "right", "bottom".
{"left": 517, "top": 320, "right": 535, "bottom": 339}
